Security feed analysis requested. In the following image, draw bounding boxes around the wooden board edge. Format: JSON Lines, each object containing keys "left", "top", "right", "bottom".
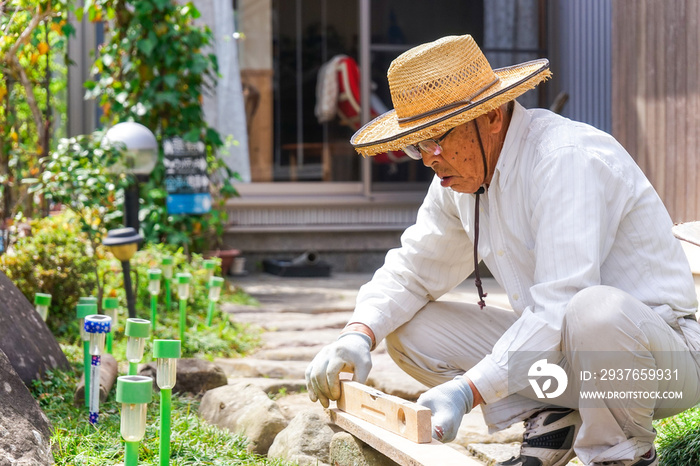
{"left": 329, "top": 408, "right": 483, "bottom": 466}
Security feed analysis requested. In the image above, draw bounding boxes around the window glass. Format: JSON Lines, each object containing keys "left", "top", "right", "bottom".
{"left": 273, "top": 0, "right": 361, "bottom": 182}
{"left": 259, "top": 0, "right": 545, "bottom": 186}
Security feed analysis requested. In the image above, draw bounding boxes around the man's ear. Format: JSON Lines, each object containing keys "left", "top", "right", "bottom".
{"left": 484, "top": 107, "right": 505, "bottom": 134}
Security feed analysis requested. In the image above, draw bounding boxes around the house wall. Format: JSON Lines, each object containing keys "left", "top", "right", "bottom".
{"left": 548, "top": 0, "right": 612, "bottom": 133}
{"left": 612, "top": 0, "right": 700, "bottom": 223}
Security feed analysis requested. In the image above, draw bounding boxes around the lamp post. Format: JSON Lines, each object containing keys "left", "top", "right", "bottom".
{"left": 105, "top": 122, "right": 158, "bottom": 234}
{"left": 103, "top": 297, "right": 120, "bottom": 354}
{"left": 84, "top": 314, "right": 111, "bottom": 425}
{"left": 206, "top": 277, "right": 224, "bottom": 326}
{"left": 76, "top": 302, "right": 96, "bottom": 408}
{"left": 34, "top": 293, "right": 51, "bottom": 321}
{"left": 161, "top": 256, "right": 174, "bottom": 311}
{"left": 116, "top": 375, "right": 153, "bottom": 466}
{"left": 153, "top": 339, "right": 181, "bottom": 466}
{"left": 148, "top": 268, "right": 162, "bottom": 332}
{"left": 125, "top": 318, "right": 151, "bottom": 376}
{"left": 104, "top": 228, "right": 143, "bottom": 319}
{"left": 175, "top": 273, "right": 191, "bottom": 342}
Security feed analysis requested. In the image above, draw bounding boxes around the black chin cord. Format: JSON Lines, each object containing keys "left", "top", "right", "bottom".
{"left": 473, "top": 121, "right": 489, "bottom": 309}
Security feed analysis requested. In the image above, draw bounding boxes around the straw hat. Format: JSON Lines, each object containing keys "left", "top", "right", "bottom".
{"left": 350, "top": 35, "right": 551, "bottom": 156}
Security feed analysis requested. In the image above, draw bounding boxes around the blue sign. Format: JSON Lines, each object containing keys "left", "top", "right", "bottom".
{"left": 166, "top": 193, "right": 212, "bottom": 215}
{"left": 163, "top": 137, "right": 211, "bottom": 215}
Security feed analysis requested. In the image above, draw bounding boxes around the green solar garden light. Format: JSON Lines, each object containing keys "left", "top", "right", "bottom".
{"left": 34, "top": 293, "right": 51, "bottom": 321}
{"left": 125, "top": 318, "right": 151, "bottom": 376}
{"left": 162, "top": 256, "right": 174, "bottom": 311}
{"left": 103, "top": 297, "right": 120, "bottom": 354}
{"left": 175, "top": 273, "right": 192, "bottom": 342}
{"left": 116, "top": 375, "right": 153, "bottom": 466}
{"left": 76, "top": 302, "right": 97, "bottom": 408}
{"left": 153, "top": 339, "right": 181, "bottom": 466}
{"left": 206, "top": 277, "right": 225, "bottom": 326}
{"left": 84, "top": 314, "right": 111, "bottom": 425}
{"left": 203, "top": 259, "right": 216, "bottom": 286}
{"left": 148, "top": 269, "right": 162, "bottom": 332}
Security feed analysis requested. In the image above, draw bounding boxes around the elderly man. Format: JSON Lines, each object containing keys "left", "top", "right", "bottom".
{"left": 305, "top": 35, "right": 700, "bottom": 466}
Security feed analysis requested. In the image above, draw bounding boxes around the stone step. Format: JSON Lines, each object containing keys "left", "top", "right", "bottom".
{"left": 251, "top": 347, "right": 322, "bottom": 361}
{"left": 215, "top": 358, "right": 309, "bottom": 379}
{"left": 233, "top": 311, "right": 352, "bottom": 332}
{"left": 227, "top": 376, "right": 308, "bottom": 397}
{"left": 261, "top": 328, "right": 341, "bottom": 350}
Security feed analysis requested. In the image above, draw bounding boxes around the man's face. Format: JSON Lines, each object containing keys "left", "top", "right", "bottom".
{"left": 420, "top": 119, "right": 488, "bottom": 194}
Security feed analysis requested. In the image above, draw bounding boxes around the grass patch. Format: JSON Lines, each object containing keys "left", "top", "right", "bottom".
{"left": 655, "top": 406, "right": 700, "bottom": 466}
{"left": 34, "top": 359, "right": 294, "bottom": 465}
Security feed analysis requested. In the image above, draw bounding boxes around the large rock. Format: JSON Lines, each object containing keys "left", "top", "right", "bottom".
{"left": 0, "top": 348, "right": 54, "bottom": 465}
{"left": 199, "top": 382, "right": 288, "bottom": 454}
{"left": 268, "top": 411, "right": 335, "bottom": 466}
{"left": 139, "top": 358, "right": 226, "bottom": 395}
{"left": 0, "top": 271, "right": 69, "bottom": 385}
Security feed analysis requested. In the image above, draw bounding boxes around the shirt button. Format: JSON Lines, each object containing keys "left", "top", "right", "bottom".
{"left": 512, "top": 293, "right": 519, "bottom": 301}
{"left": 497, "top": 250, "right": 505, "bottom": 256}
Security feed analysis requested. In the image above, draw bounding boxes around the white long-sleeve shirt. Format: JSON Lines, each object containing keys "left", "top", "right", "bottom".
{"left": 351, "top": 101, "right": 698, "bottom": 403}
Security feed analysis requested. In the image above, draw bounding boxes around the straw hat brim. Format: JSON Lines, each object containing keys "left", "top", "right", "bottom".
{"left": 350, "top": 59, "right": 551, "bottom": 156}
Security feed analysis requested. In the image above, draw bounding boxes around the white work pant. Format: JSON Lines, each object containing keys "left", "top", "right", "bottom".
{"left": 384, "top": 285, "right": 700, "bottom": 464}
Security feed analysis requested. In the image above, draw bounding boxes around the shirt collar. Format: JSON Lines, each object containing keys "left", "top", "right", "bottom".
{"left": 494, "top": 100, "right": 531, "bottom": 190}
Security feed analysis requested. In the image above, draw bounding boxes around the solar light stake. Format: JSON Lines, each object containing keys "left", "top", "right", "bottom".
{"left": 148, "top": 269, "right": 162, "bottom": 332}
{"left": 76, "top": 302, "right": 96, "bottom": 408}
{"left": 206, "top": 277, "right": 225, "bottom": 326}
{"left": 125, "top": 318, "right": 151, "bottom": 376}
{"left": 162, "top": 256, "right": 174, "bottom": 311}
{"left": 203, "top": 259, "right": 216, "bottom": 288}
{"left": 34, "top": 293, "right": 51, "bottom": 321}
{"left": 103, "top": 297, "right": 120, "bottom": 354}
{"left": 175, "top": 273, "right": 192, "bottom": 342}
{"left": 84, "top": 314, "right": 111, "bottom": 424}
{"left": 116, "top": 375, "right": 153, "bottom": 466}
{"left": 153, "top": 339, "right": 181, "bottom": 466}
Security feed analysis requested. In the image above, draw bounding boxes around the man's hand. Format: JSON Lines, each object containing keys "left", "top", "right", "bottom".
{"left": 416, "top": 376, "right": 474, "bottom": 443}
{"left": 305, "top": 332, "right": 372, "bottom": 408}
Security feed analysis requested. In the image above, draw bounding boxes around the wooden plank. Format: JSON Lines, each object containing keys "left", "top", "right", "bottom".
{"left": 329, "top": 409, "right": 483, "bottom": 466}
{"left": 337, "top": 381, "right": 431, "bottom": 444}
{"left": 673, "top": 222, "right": 700, "bottom": 247}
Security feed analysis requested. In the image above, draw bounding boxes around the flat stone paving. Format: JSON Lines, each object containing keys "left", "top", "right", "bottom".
{"left": 220, "top": 272, "right": 579, "bottom": 465}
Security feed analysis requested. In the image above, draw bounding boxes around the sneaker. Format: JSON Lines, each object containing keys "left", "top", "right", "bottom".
{"left": 497, "top": 408, "right": 581, "bottom": 466}
{"left": 594, "top": 447, "right": 658, "bottom": 466}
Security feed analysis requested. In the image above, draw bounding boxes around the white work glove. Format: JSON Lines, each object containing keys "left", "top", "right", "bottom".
{"left": 305, "top": 332, "right": 372, "bottom": 408}
{"left": 417, "top": 376, "right": 474, "bottom": 443}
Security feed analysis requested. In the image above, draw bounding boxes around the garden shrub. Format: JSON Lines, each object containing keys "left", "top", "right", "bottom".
{"left": 0, "top": 214, "right": 97, "bottom": 337}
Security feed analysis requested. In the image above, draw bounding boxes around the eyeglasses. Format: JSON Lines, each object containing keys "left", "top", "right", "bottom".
{"left": 403, "top": 127, "right": 455, "bottom": 160}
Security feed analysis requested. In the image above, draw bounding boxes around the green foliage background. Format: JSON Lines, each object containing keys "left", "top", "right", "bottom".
{"left": 83, "top": 0, "right": 238, "bottom": 253}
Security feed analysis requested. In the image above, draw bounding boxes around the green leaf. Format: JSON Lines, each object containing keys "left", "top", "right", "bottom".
{"left": 184, "top": 128, "right": 201, "bottom": 142}
{"left": 163, "top": 75, "right": 178, "bottom": 89}
{"left": 137, "top": 33, "right": 157, "bottom": 56}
